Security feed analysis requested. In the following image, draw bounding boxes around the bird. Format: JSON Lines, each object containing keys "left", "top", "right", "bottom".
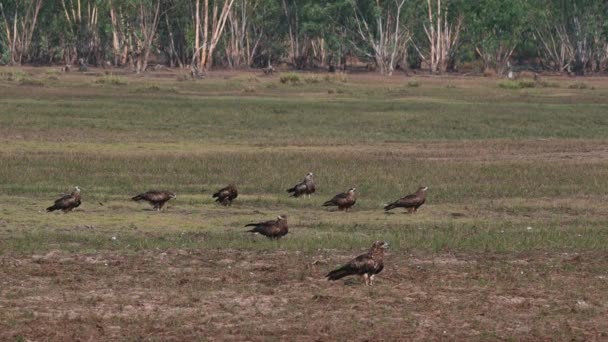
{"left": 326, "top": 241, "right": 388, "bottom": 286}
{"left": 287, "top": 172, "right": 315, "bottom": 198}
{"left": 245, "top": 215, "right": 288, "bottom": 239}
{"left": 131, "top": 191, "right": 176, "bottom": 211}
{"left": 323, "top": 187, "right": 357, "bottom": 211}
{"left": 212, "top": 184, "right": 238, "bottom": 206}
{"left": 46, "top": 186, "right": 82, "bottom": 213}
{"left": 384, "top": 186, "right": 428, "bottom": 213}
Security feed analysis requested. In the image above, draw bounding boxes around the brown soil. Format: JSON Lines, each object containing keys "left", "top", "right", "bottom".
{"left": 1, "top": 250, "right": 607, "bottom": 341}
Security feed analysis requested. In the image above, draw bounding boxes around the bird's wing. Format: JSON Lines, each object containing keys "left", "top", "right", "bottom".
{"left": 213, "top": 187, "right": 228, "bottom": 197}
{"left": 146, "top": 191, "right": 169, "bottom": 201}
{"left": 55, "top": 194, "right": 78, "bottom": 208}
{"left": 397, "top": 194, "right": 422, "bottom": 206}
{"left": 54, "top": 193, "right": 72, "bottom": 204}
{"left": 289, "top": 182, "right": 307, "bottom": 195}
{"left": 340, "top": 254, "right": 376, "bottom": 274}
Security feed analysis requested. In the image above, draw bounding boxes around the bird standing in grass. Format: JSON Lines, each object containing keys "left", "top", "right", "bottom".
{"left": 212, "top": 184, "right": 238, "bottom": 206}
{"left": 131, "top": 190, "right": 176, "bottom": 211}
{"left": 46, "top": 186, "right": 82, "bottom": 213}
{"left": 326, "top": 241, "right": 388, "bottom": 286}
{"left": 245, "top": 214, "right": 288, "bottom": 239}
{"left": 384, "top": 186, "right": 428, "bottom": 213}
{"left": 287, "top": 172, "right": 315, "bottom": 198}
{"left": 323, "top": 188, "right": 357, "bottom": 211}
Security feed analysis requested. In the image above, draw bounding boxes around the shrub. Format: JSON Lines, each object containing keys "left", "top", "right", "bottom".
{"left": 18, "top": 77, "right": 44, "bottom": 87}
{"left": 279, "top": 72, "right": 301, "bottom": 85}
{"left": 95, "top": 75, "right": 128, "bottom": 86}
{"left": 324, "top": 73, "right": 347, "bottom": 83}
{"left": 568, "top": 82, "right": 591, "bottom": 90}
{"left": 242, "top": 85, "right": 256, "bottom": 93}
{"left": 483, "top": 68, "right": 497, "bottom": 77}
{"left": 304, "top": 75, "right": 320, "bottom": 84}
{"left": 0, "top": 70, "right": 27, "bottom": 81}
{"left": 498, "top": 79, "right": 536, "bottom": 89}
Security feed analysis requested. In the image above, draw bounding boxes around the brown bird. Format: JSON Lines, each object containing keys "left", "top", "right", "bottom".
{"left": 287, "top": 172, "right": 315, "bottom": 198}
{"left": 384, "top": 186, "right": 428, "bottom": 213}
{"left": 212, "top": 184, "right": 238, "bottom": 206}
{"left": 46, "top": 186, "right": 81, "bottom": 213}
{"left": 245, "top": 214, "right": 288, "bottom": 239}
{"left": 132, "top": 190, "right": 176, "bottom": 211}
{"left": 323, "top": 187, "right": 357, "bottom": 211}
{"left": 326, "top": 241, "right": 388, "bottom": 286}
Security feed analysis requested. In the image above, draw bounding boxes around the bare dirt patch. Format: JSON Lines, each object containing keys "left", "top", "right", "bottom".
{"left": 1, "top": 249, "right": 607, "bottom": 341}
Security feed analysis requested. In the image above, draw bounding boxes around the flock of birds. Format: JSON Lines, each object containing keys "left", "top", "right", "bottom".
{"left": 45, "top": 172, "right": 429, "bottom": 286}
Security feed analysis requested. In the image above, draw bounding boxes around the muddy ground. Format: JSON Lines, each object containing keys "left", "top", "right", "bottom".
{"left": 1, "top": 249, "right": 607, "bottom": 341}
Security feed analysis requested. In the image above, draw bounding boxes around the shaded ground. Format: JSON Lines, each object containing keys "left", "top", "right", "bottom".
{"left": 1, "top": 249, "right": 607, "bottom": 341}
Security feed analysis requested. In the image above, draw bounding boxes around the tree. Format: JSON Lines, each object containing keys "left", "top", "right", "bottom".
{"left": 59, "top": 0, "right": 101, "bottom": 64}
{"left": 465, "top": 0, "right": 530, "bottom": 74}
{"left": 533, "top": 0, "right": 607, "bottom": 74}
{"left": 0, "top": 0, "right": 43, "bottom": 64}
{"left": 412, "top": 0, "right": 463, "bottom": 73}
{"left": 193, "top": 0, "right": 235, "bottom": 71}
{"left": 351, "top": 0, "right": 409, "bottom": 75}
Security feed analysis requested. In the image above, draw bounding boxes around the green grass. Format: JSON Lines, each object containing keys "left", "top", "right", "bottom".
{"left": 1, "top": 71, "right": 608, "bottom": 254}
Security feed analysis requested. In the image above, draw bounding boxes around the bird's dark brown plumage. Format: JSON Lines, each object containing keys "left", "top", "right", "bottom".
{"left": 326, "top": 241, "right": 388, "bottom": 286}
{"left": 287, "top": 172, "right": 315, "bottom": 198}
{"left": 323, "top": 188, "right": 357, "bottom": 211}
{"left": 212, "top": 184, "right": 238, "bottom": 206}
{"left": 384, "top": 186, "right": 428, "bottom": 213}
{"left": 46, "top": 186, "right": 81, "bottom": 213}
{"left": 245, "top": 215, "right": 288, "bottom": 239}
{"left": 132, "top": 190, "right": 176, "bottom": 211}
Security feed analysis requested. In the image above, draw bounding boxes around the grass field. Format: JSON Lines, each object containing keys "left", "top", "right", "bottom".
{"left": 1, "top": 67, "right": 608, "bottom": 340}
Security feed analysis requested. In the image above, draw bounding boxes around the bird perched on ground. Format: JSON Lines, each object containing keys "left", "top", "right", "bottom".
{"left": 287, "top": 172, "right": 315, "bottom": 198}
{"left": 245, "top": 214, "right": 288, "bottom": 239}
{"left": 323, "top": 187, "right": 357, "bottom": 211}
{"left": 46, "top": 186, "right": 82, "bottom": 213}
{"left": 212, "top": 184, "right": 238, "bottom": 206}
{"left": 326, "top": 241, "right": 388, "bottom": 286}
{"left": 384, "top": 186, "right": 428, "bottom": 213}
{"left": 131, "top": 191, "right": 176, "bottom": 211}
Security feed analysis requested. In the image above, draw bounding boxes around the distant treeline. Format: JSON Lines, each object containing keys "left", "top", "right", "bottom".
{"left": 1, "top": 0, "right": 607, "bottom": 75}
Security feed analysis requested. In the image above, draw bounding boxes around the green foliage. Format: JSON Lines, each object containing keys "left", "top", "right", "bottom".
{"left": 95, "top": 75, "right": 128, "bottom": 86}
{"left": 569, "top": 82, "right": 592, "bottom": 90}
{"left": 279, "top": 72, "right": 301, "bottom": 85}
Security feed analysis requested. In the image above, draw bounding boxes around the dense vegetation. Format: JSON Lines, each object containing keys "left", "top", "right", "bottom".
{"left": 1, "top": 0, "right": 607, "bottom": 75}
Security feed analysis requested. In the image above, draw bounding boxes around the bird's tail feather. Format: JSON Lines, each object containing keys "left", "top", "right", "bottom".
{"left": 131, "top": 195, "right": 144, "bottom": 201}
{"left": 326, "top": 267, "right": 350, "bottom": 281}
{"left": 286, "top": 187, "right": 295, "bottom": 193}
{"left": 245, "top": 223, "right": 258, "bottom": 227}
{"left": 212, "top": 192, "right": 220, "bottom": 198}
{"left": 46, "top": 206, "right": 57, "bottom": 212}
{"left": 322, "top": 201, "right": 334, "bottom": 206}
{"left": 384, "top": 203, "right": 397, "bottom": 211}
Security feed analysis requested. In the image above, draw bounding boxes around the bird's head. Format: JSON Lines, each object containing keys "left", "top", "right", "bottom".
{"left": 307, "top": 172, "right": 314, "bottom": 177}
{"left": 73, "top": 186, "right": 81, "bottom": 193}
{"left": 277, "top": 214, "right": 287, "bottom": 221}
{"left": 371, "top": 241, "right": 388, "bottom": 250}
{"left": 418, "top": 186, "right": 429, "bottom": 192}
{"left": 169, "top": 192, "right": 177, "bottom": 199}
{"left": 349, "top": 187, "right": 356, "bottom": 193}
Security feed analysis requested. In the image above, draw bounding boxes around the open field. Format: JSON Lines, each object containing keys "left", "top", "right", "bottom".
{"left": 1, "top": 67, "right": 608, "bottom": 340}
